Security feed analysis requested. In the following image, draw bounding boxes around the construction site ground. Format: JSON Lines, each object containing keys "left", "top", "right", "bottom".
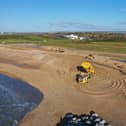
{"left": 0, "top": 44, "right": 126, "bottom": 126}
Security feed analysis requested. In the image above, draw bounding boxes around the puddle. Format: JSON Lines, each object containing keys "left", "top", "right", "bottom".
{"left": 113, "top": 59, "right": 126, "bottom": 63}
{"left": 117, "top": 59, "right": 126, "bottom": 63}
{"left": 0, "top": 74, "right": 43, "bottom": 126}
{"left": 116, "top": 59, "right": 126, "bottom": 63}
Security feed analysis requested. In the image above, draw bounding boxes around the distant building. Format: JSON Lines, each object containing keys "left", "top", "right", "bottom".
{"left": 65, "top": 34, "right": 79, "bottom": 40}
{"left": 79, "top": 37, "right": 92, "bottom": 41}
{"left": 79, "top": 37, "right": 87, "bottom": 40}
{"left": 65, "top": 34, "right": 93, "bottom": 41}
{"left": 0, "top": 32, "right": 4, "bottom": 35}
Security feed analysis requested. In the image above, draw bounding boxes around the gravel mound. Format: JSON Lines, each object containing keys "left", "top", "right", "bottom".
{"left": 57, "top": 111, "right": 111, "bottom": 126}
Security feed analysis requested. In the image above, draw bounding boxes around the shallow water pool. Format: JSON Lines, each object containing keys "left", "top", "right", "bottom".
{"left": 0, "top": 74, "right": 43, "bottom": 126}
{"left": 114, "top": 59, "right": 126, "bottom": 63}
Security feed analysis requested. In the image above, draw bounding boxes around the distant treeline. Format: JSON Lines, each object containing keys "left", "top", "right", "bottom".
{"left": 0, "top": 34, "right": 31, "bottom": 40}
{"left": 0, "top": 34, "right": 59, "bottom": 40}
{"left": 54, "top": 32, "right": 126, "bottom": 41}
{"left": 0, "top": 32, "right": 126, "bottom": 41}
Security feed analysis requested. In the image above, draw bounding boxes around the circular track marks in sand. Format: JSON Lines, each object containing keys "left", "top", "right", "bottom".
{"left": 75, "top": 63, "right": 126, "bottom": 98}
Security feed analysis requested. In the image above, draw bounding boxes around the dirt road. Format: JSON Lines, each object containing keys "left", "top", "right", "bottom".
{"left": 0, "top": 44, "right": 125, "bottom": 126}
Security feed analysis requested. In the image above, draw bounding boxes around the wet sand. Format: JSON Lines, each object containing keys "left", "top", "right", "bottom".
{"left": 0, "top": 44, "right": 125, "bottom": 126}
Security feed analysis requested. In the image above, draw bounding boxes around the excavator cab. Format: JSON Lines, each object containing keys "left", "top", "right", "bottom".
{"left": 81, "top": 61, "right": 95, "bottom": 74}
{"left": 76, "top": 61, "right": 95, "bottom": 84}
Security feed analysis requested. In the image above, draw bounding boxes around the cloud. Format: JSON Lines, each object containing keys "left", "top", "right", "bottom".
{"left": 120, "top": 8, "right": 126, "bottom": 12}
{"left": 119, "top": 21, "right": 126, "bottom": 25}
{"left": 16, "top": 22, "right": 126, "bottom": 32}
{"left": 32, "top": 24, "right": 41, "bottom": 29}
{"left": 48, "top": 22, "right": 103, "bottom": 31}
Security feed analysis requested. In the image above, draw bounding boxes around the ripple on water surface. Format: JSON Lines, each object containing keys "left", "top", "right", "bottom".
{"left": 0, "top": 74, "right": 43, "bottom": 126}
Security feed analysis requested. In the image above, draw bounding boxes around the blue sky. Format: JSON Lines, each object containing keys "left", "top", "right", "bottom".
{"left": 0, "top": 0, "right": 126, "bottom": 32}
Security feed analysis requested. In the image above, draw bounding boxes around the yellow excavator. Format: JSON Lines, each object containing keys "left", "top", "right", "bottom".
{"left": 76, "top": 61, "right": 95, "bottom": 84}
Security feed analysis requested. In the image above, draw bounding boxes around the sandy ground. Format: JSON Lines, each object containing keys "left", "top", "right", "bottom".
{"left": 0, "top": 44, "right": 126, "bottom": 126}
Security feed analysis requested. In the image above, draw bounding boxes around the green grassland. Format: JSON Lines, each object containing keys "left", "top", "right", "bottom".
{"left": 0, "top": 34, "right": 126, "bottom": 54}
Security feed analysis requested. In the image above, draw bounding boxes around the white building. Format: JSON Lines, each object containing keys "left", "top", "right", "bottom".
{"left": 0, "top": 32, "right": 4, "bottom": 35}
{"left": 65, "top": 34, "right": 79, "bottom": 40}
{"left": 79, "top": 37, "right": 86, "bottom": 40}
{"left": 65, "top": 34, "right": 92, "bottom": 41}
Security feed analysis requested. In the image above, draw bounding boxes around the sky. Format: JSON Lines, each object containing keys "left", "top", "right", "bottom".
{"left": 0, "top": 0, "right": 126, "bottom": 32}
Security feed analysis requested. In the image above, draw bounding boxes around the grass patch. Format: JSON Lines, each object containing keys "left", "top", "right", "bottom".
{"left": 0, "top": 34, "right": 126, "bottom": 54}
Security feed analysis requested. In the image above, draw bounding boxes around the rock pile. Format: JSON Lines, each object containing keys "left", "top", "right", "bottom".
{"left": 57, "top": 111, "right": 111, "bottom": 126}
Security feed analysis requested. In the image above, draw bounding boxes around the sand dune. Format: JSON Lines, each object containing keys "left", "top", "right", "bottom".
{"left": 0, "top": 45, "right": 125, "bottom": 126}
